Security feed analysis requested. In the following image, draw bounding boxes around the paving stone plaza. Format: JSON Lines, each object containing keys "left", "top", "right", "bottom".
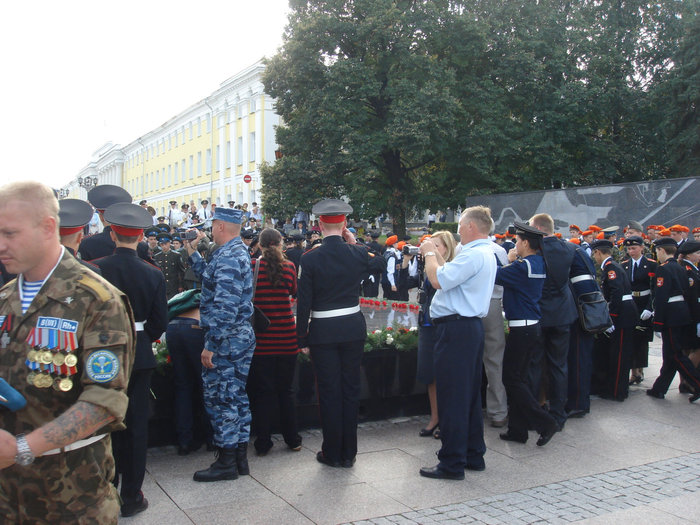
{"left": 121, "top": 340, "right": 700, "bottom": 524}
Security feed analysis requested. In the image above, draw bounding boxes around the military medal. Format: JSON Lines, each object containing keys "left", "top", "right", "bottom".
{"left": 27, "top": 349, "right": 38, "bottom": 362}
{"left": 58, "top": 377, "right": 73, "bottom": 392}
{"left": 36, "top": 373, "right": 50, "bottom": 388}
{"left": 27, "top": 372, "right": 36, "bottom": 385}
{"left": 52, "top": 353, "right": 66, "bottom": 366}
{"left": 0, "top": 315, "right": 12, "bottom": 349}
{"left": 40, "top": 351, "right": 54, "bottom": 365}
{"left": 64, "top": 354, "right": 78, "bottom": 367}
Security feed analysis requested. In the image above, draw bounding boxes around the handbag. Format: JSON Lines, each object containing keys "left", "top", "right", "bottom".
{"left": 575, "top": 291, "right": 613, "bottom": 333}
{"left": 251, "top": 258, "right": 271, "bottom": 333}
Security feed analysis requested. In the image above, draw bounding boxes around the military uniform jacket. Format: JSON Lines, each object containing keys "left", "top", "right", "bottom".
{"left": 621, "top": 256, "right": 656, "bottom": 312}
{"left": 0, "top": 250, "right": 135, "bottom": 441}
{"left": 540, "top": 236, "right": 578, "bottom": 327}
{"left": 600, "top": 258, "right": 638, "bottom": 328}
{"left": 653, "top": 259, "right": 691, "bottom": 329}
{"left": 297, "top": 236, "right": 386, "bottom": 347}
{"left": 190, "top": 236, "right": 254, "bottom": 354}
{"left": 94, "top": 248, "right": 168, "bottom": 370}
{"left": 154, "top": 249, "right": 185, "bottom": 299}
{"left": 680, "top": 260, "right": 700, "bottom": 323}
{"left": 78, "top": 226, "right": 116, "bottom": 261}
{"left": 495, "top": 254, "right": 546, "bottom": 320}
{"left": 285, "top": 247, "right": 303, "bottom": 272}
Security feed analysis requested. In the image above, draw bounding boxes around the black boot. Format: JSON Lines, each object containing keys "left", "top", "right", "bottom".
{"left": 193, "top": 447, "right": 238, "bottom": 482}
{"left": 236, "top": 442, "right": 250, "bottom": 476}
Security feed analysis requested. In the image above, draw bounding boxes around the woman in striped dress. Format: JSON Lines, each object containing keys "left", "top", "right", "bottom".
{"left": 247, "top": 228, "right": 302, "bottom": 455}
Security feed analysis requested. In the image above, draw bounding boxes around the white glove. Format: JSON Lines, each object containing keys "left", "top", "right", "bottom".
{"left": 640, "top": 309, "right": 653, "bottom": 321}
{"left": 605, "top": 325, "right": 615, "bottom": 335}
{"left": 654, "top": 332, "right": 661, "bottom": 339}
{"left": 368, "top": 275, "right": 375, "bottom": 283}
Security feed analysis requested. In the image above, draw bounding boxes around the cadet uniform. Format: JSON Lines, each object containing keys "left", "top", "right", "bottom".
{"left": 58, "top": 198, "right": 103, "bottom": 276}
{"left": 297, "top": 200, "right": 386, "bottom": 467}
{"left": 361, "top": 232, "right": 383, "bottom": 298}
{"left": 93, "top": 203, "right": 168, "bottom": 516}
{"left": 592, "top": 240, "right": 638, "bottom": 401}
{"left": 154, "top": 234, "right": 185, "bottom": 299}
{"left": 78, "top": 185, "right": 131, "bottom": 261}
{"left": 0, "top": 250, "right": 135, "bottom": 524}
{"left": 497, "top": 224, "right": 558, "bottom": 446}
{"left": 189, "top": 207, "right": 255, "bottom": 480}
{"left": 647, "top": 238, "right": 700, "bottom": 399}
{"left": 620, "top": 236, "right": 656, "bottom": 382}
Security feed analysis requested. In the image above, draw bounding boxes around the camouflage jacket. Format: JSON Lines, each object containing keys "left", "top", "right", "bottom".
{"left": 0, "top": 249, "right": 135, "bottom": 436}
{"left": 189, "top": 236, "right": 254, "bottom": 354}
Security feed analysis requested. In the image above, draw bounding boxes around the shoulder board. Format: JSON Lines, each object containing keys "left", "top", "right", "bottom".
{"left": 621, "top": 259, "right": 630, "bottom": 264}
{"left": 0, "top": 278, "right": 17, "bottom": 292}
{"left": 76, "top": 273, "right": 112, "bottom": 302}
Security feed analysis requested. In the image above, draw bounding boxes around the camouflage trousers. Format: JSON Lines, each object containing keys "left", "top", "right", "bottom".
{"left": 203, "top": 336, "right": 256, "bottom": 448}
{"left": 0, "top": 437, "right": 119, "bottom": 524}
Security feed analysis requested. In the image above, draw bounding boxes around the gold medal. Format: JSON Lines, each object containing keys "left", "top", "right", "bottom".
{"left": 52, "top": 378, "right": 61, "bottom": 391}
{"left": 64, "top": 354, "right": 78, "bottom": 367}
{"left": 58, "top": 377, "right": 73, "bottom": 392}
{"left": 27, "top": 372, "right": 36, "bottom": 385}
{"left": 40, "top": 351, "right": 54, "bottom": 365}
{"left": 27, "top": 350, "right": 38, "bottom": 362}
{"left": 52, "top": 353, "right": 66, "bottom": 366}
{"left": 35, "top": 374, "right": 50, "bottom": 388}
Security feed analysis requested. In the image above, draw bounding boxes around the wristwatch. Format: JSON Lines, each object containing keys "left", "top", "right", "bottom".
{"left": 423, "top": 252, "right": 436, "bottom": 257}
{"left": 15, "top": 434, "right": 35, "bottom": 466}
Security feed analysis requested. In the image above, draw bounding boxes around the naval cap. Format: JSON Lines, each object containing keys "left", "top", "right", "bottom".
{"left": 678, "top": 240, "right": 700, "bottom": 255}
{"left": 513, "top": 221, "right": 544, "bottom": 240}
{"left": 312, "top": 199, "right": 353, "bottom": 224}
{"left": 87, "top": 185, "right": 131, "bottom": 211}
{"left": 58, "top": 199, "right": 94, "bottom": 235}
{"left": 157, "top": 233, "right": 172, "bottom": 243}
{"left": 654, "top": 237, "right": 677, "bottom": 248}
{"left": 145, "top": 227, "right": 159, "bottom": 238}
{"left": 590, "top": 238, "right": 613, "bottom": 251}
{"left": 622, "top": 236, "right": 644, "bottom": 247}
{"left": 104, "top": 203, "right": 153, "bottom": 236}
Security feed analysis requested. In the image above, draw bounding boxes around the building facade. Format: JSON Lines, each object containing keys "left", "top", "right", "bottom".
{"left": 62, "top": 61, "right": 279, "bottom": 216}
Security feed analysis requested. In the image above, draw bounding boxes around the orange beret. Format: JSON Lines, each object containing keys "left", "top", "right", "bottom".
{"left": 658, "top": 228, "right": 671, "bottom": 237}
{"left": 419, "top": 234, "right": 431, "bottom": 243}
{"left": 582, "top": 230, "right": 592, "bottom": 236}
{"left": 569, "top": 238, "right": 581, "bottom": 245}
{"left": 569, "top": 224, "right": 581, "bottom": 231}
{"left": 693, "top": 227, "right": 700, "bottom": 234}
{"left": 669, "top": 224, "right": 685, "bottom": 232}
{"left": 494, "top": 234, "right": 505, "bottom": 239}
{"left": 385, "top": 235, "right": 398, "bottom": 246}
{"left": 596, "top": 232, "right": 605, "bottom": 239}
{"left": 555, "top": 233, "right": 562, "bottom": 238}
{"left": 396, "top": 241, "right": 407, "bottom": 251}
{"left": 588, "top": 225, "right": 602, "bottom": 232}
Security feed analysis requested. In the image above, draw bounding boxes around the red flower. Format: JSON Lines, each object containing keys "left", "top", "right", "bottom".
{"left": 155, "top": 339, "right": 161, "bottom": 344}
{"left": 387, "top": 327, "right": 393, "bottom": 331}
{"left": 166, "top": 355, "right": 172, "bottom": 363}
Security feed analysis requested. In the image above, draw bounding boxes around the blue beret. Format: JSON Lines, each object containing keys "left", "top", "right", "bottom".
{"left": 213, "top": 207, "right": 243, "bottom": 224}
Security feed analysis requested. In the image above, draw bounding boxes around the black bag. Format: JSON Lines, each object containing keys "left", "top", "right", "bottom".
{"left": 251, "top": 258, "right": 271, "bottom": 333}
{"left": 576, "top": 291, "right": 613, "bottom": 333}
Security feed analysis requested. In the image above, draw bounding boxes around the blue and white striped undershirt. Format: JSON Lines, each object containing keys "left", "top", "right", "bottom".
{"left": 18, "top": 247, "right": 65, "bottom": 314}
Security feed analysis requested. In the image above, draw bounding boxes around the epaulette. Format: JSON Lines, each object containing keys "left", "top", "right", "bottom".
{"left": 621, "top": 259, "right": 630, "bottom": 264}
{"left": 0, "top": 278, "right": 17, "bottom": 293}
{"left": 76, "top": 273, "right": 112, "bottom": 302}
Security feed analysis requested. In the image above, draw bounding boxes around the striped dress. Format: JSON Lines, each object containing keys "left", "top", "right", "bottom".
{"left": 252, "top": 258, "right": 298, "bottom": 355}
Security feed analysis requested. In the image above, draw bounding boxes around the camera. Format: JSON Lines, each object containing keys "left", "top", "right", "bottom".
{"left": 402, "top": 245, "right": 421, "bottom": 256}
{"left": 181, "top": 230, "right": 199, "bottom": 241}
{"left": 507, "top": 225, "right": 517, "bottom": 236}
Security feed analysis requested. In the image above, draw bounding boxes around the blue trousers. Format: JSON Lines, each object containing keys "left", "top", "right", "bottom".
{"left": 566, "top": 321, "right": 594, "bottom": 413}
{"left": 434, "top": 317, "right": 485, "bottom": 473}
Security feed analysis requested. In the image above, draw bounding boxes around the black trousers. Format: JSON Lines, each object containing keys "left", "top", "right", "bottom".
{"left": 594, "top": 327, "right": 633, "bottom": 400}
{"left": 112, "top": 368, "right": 152, "bottom": 502}
{"left": 651, "top": 327, "right": 700, "bottom": 395}
{"left": 434, "top": 317, "right": 485, "bottom": 473}
{"left": 530, "top": 325, "right": 570, "bottom": 426}
{"left": 247, "top": 354, "right": 300, "bottom": 450}
{"left": 310, "top": 340, "right": 364, "bottom": 462}
{"left": 503, "top": 325, "right": 557, "bottom": 440}
{"left": 630, "top": 328, "right": 651, "bottom": 369}
{"left": 566, "top": 321, "right": 594, "bottom": 413}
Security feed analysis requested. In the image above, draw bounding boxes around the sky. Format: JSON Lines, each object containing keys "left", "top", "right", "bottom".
{"left": 0, "top": 0, "right": 290, "bottom": 188}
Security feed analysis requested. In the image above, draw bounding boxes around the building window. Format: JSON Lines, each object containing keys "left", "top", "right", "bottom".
{"left": 168, "top": 165, "right": 172, "bottom": 186}
{"left": 237, "top": 137, "right": 243, "bottom": 165}
{"left": 197, "top": 151, "right": 202, "bottom": 177}
{"left": 174, "top": 162, "right": 178, "bottom": 183}
{"left": 226, "top": 141, "right": 231, "bottom": 168}
{"left": 206, "top": 149, "right": 212, "bottom": 174}
{"left": 181, "top": 159, "right": 186, "bottom": 182}
{"left": 215, "top": 145, "right": 220, "bottom": 172}
{"left": 249, "top": 132, "right": 256, "bottom": 162}
{"left": 189, "top": 155, "right": 194, "bottom": 179}
{"left": 206, "top": 114, "right": 211, "bottom": 133}
{"left": 197, "top": 118, "right": 201, "bottom": 137}
{"left": 188, "top": 122, "right": 193, "bottom": 140}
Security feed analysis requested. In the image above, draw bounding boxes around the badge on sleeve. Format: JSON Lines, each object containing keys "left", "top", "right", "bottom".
{"left": 656, "top": 277, "right": 664, "bottom": 287}
{"left": 85, "top": 350, "right": 120, "bottom": 383}
{"left": 607, "top": 271, "right": 617, "bottom": 280}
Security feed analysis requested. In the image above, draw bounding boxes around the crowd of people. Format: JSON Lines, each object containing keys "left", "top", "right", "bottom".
{"left": 1, "top": 180, "right": 698, "bottom": 521}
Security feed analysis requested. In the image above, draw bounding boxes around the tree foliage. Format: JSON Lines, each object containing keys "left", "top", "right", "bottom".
{"left": 261, "top": 0, "right": 697, "bottom": 235}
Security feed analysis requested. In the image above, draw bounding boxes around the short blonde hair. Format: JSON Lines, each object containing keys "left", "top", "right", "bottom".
{"left": 430, "top": 231, "right": 458, "bottom": 262}
{"left": 0, "top": 181, "right": 59, "bottom": 225}
{"left": 529, "top": 213, "right": 554, "bottom": 235}
{"left": 461, "top": 206, "right": 493, "bottom": 235}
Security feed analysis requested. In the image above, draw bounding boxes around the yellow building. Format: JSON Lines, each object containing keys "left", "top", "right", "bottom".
{"left": 63, "top": 61, "right": 279, "bottom": 217}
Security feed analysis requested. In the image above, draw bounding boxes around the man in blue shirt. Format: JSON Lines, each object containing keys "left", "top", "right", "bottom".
{"left": 418, "top": 206, "right": 497, "bottom": 480}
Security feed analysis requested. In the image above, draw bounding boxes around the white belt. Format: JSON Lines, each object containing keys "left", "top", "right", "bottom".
{"left": 571, "top": 275, "right": 594, "bottom": 284}
{"left": 310, "top": 305, "right": 360, "bottom": 319}
{"left": 632, "top": 290, "right": 651, "bottom": 297}
{"left": 43, "top": 433, "right": 107, "bottom": 456}
{"left": 621, "top": 295, "right": 633, "bottom": 301}
{"left": 668, "top": 295, "right": 684, "bottom": 303}
{"left": 509, "top": 319, "right": 539, "bottom": 328}
{"left": 134, "top": 321, "right": 145, "bottom": 331}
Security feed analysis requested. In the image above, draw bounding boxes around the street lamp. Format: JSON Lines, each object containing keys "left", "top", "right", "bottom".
{"left": 77, "top": 176, "right": 98, "bottom": 190}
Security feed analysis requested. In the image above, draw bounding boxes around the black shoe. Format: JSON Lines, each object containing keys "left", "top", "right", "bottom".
{"left": 499, "top": 432, "right": 527, "bottom": 444}
{"left": 537, "top": 425, "right": 557, "bottom": 447}
{"left": 419, "top": 423, "right": 439, "bottom": 437}
{"left": 419, "top": 465, "right": 465, "bottom": 480}
{"left": 341, "top": 457, "right": 356, "bottom": 468}
{"left": 465, "top": 457, "right": 485, "bottom": 471}
{"left": 177, "top": 445, "right": 190, "bottom": 456}
{"left": 689, "top": 391, "right": 700, "bottom": 403}
{"left": 679, "top": 382, "right": 692, "bottom": 394}
{"left": 566, "top": 409, "right": 588, "bottom": 419}
{"left": 121, "top": 492, "right": 148, "bottom": 517}
{"left": 193, "top": 447, "right": 239, "bottom": 482}
{"left": 646, "top": 389, "right": 664, "bottom": 399}
{"left": 316, "top": 451, "right": 341, "bottom": 468}
{"left": 285, "top": 435, "right": 303, "bottom": 451}
{"left": 236, "top": 442, "right": 250, "bottom": 476}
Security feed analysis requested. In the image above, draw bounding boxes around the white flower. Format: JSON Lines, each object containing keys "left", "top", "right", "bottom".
{"left": 409, "top": 326, "right": 418, "bottom": 332}
{"left": 373, "top": 329, "right": 380, "bottom": 334}
{"left": 385, "top": 335, "right": 394, "bottom": 344}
